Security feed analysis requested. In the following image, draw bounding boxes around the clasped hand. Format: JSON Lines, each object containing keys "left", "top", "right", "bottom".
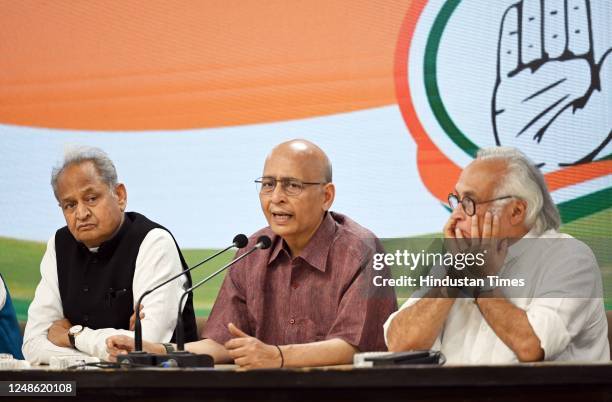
{"left": 443, "top": 211, "right": 509, "bottom": 281}
{"left": 47, "top": 306, "right": 144, "bottom": 348}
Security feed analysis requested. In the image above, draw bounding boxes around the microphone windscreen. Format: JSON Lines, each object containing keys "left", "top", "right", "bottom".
{"left": 232, "top": 234, "right": 249, "bottom": 248}
{"left": 256, "top": 235, "right": 272, "bottom": 250}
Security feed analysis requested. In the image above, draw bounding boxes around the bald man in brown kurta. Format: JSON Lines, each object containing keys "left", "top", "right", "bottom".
{"left": 107, "top": 139, "right": 397, "bottom": 368}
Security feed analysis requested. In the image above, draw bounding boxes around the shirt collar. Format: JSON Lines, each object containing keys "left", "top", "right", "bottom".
{"left": 268, "top": 212, "right": 337, "bottom": 272}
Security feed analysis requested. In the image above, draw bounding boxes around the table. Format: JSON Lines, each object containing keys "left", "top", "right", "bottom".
{"left": 1, "top": 363, "right": 611, "bottom": 401}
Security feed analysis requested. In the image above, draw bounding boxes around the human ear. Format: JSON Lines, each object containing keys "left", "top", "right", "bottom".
{"left": 509, "top": 199, "right": 527, "bottom": 226}
{"left": 322, "top": 183, "right": 335, "bottom": 211}
{"left": 115, "top": 183, "right": 128, "bottom": 212}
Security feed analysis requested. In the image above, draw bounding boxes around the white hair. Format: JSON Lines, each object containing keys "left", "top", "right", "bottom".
{"left": 476, "top": 147, "right": 560, "bottom": 232}
{"left": 51, "top": 146, "right": 118, "bottom": 200}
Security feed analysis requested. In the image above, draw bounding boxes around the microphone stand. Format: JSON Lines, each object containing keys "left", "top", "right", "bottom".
{"left": 160, "top": 236, "right": 271, "bottom": 368}
{"left": 119, "top": 235, "right": 247, "bottom": 366}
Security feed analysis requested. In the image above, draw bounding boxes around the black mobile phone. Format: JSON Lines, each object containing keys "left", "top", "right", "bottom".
{"left": 364, "top": 350, "right": 443, "bottom": 366}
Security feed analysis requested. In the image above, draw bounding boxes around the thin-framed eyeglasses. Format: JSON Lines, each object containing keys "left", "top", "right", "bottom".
{"left": 448, "top": 193, "right": 514, "bottom": 216}
{"left": 255, "top": 177, "right": 327, "bottom": 196}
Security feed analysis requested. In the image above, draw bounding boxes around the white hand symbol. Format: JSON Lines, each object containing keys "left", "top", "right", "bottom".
{"left": 492, "top": 0, "right": 611, "bottom": 169}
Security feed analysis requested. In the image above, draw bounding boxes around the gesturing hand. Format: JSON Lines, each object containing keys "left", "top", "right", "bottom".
{"left": 493, "top": 0, "right": 611, "bottom": 169}
{"left": 224, "top": 323, "right": 282, "bottom": 369}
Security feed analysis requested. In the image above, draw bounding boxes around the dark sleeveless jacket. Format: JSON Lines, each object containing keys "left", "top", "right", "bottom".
{"left": 55, "top": 212, "right": 197, "bottom": 342}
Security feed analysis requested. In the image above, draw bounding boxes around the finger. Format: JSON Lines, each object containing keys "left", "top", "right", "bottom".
{"left": 566, "top": 0, "right": 591, "bottom": 56}
{"left": 481, "top": 211, "right": 493, "bottom": 239}
{"left": 133, "top": 304, "right": 144, "bottom": 316}
{"left": 443, "top": 217, "right": 456, "bottom": 238}
{"left": 110, "top": 349, "right": 128, "bottom": 358}
{"left": 543, "top": 0, "right": 567, "bottom": 59}
{"left": 225, "top": 337, "right": 249, "bottom": 350}
{"left": 498, "top": 3, "right": 520, "bottom": 79}
{"left": 233, "top": 357, "right": 249, "bottom": 367}
{"left": 228, "top": 323, "right": 249, "bottom": 338}
{"left": 106, "top": 347, "right": 121, "bottom": 357}
{"left": 106, "top": 340, "right": 124, "bottom": 356}
{"left": 129, "top": 311, "right": 146, "bottom": 331}
{"left": 106, "top": 335, "right": 134, "bottom": 351}
{"left": 521, "top": 0, "right": 543, "bottom": 65}
{"left": 227, "top": 346, "right": 249, "bottom": 360}
{"left": 455, "top": 228, "right": 468, "bottom": 251}
{"left": 106, "top": 336, "right": 125, "bottom": 349}
{"left": 482, "top": 212, "right": 496, "bottom": 253}
{"left": 444, "top": 219, "right": 459, "bottom": 239}
{"left": 470, "top": 214, "right": 480, "bottom": 241}
{"left": 491, "top": 213, "right": 501, "bottom": 239}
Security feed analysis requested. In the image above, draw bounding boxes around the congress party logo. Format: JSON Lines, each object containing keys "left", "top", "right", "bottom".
{"left": 493, "top": 0, "right": 611, "bottom": 168}
{"left": 395, "top": 0, "right": 611, "bottom": 222}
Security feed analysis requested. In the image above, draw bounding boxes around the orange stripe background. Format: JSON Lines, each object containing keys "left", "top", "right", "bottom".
{"left": 0, "top": 0, "right": 411, "bottom": 130}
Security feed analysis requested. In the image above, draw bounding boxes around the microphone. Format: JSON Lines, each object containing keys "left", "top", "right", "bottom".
{"left": 163, "top": 235, "right": 272, "bottom": 368}
{"left": 125, "top": 234, "right": 248, "bottom": 366}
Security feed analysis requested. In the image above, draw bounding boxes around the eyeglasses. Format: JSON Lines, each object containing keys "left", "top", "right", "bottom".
{"left": 448, "top": 193, "right": 514, "bottom": 216}
{"left": 255, "top": 177, "right": 327, "bottom": 196}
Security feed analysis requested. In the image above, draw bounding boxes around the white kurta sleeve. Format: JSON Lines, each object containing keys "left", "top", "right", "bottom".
{"left": 0, "top": 276, "right": 6, "bottom": 310}
{"left": 22, "top": 236, "right": 89, "bottom": 364}
{"left": 525, "top": 240, "right": 605, "bottom": 360}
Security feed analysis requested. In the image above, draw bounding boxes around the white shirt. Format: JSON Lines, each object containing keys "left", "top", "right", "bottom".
{"left": 384, "top": 229, "right": 610, "bottom": 364}
{"left": 0, "top": 276, "right": 6, "bottom": 310}
{"left": 22, "top": 228, "right": 188, "bottom": 364}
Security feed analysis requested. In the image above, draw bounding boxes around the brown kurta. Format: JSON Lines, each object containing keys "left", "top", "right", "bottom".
{"left": 203, "top": 211, "right": 397, "bottom": 352}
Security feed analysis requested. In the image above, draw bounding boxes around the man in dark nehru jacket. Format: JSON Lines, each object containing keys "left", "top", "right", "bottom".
{"left": 107, "top": 139, "right": 397, "bottom": 368}
{"left": 23, "top": 146, "right": 197, "bottom": 364}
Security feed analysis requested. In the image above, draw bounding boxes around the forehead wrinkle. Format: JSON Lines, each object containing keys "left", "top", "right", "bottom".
{"left": 57, "top": 163, "right": 111, "bottom": 199}
{"left": 79, "top": 185, "right": 100, "bottom": 194}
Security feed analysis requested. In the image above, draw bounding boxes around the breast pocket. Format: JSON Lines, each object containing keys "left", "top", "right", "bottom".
{"left": 104, "top": 286, "right": 133, "bottom": 329}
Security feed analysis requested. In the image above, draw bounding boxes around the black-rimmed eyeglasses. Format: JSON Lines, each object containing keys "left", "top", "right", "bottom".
{"left": 448, "top": 193, "right": 514, "bottom": 216}
{"left": 255, "top": 177, "right": 327, "bottom": 196}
